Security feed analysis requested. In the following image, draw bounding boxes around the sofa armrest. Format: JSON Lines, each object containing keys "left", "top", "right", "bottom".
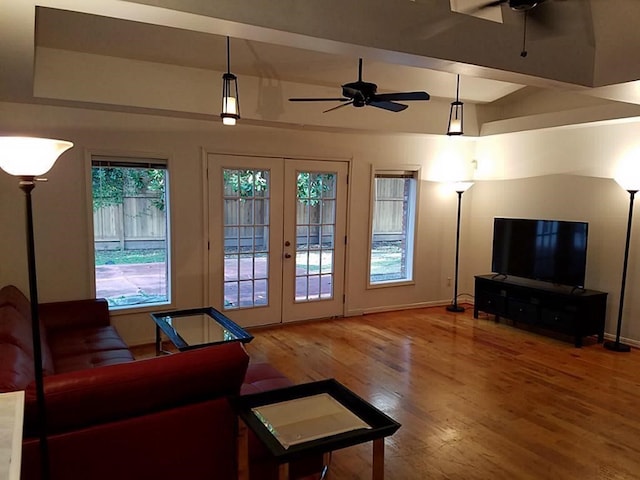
{"left": 24, "top": 342, "right": 250, "bottom": 435}
{"left": 39, "top": 298, "right": 111, "bottom": 332}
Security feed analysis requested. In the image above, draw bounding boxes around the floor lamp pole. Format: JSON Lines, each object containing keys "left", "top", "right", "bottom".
{"left": 0, "top": 136, "right": 73, "bottom": 479}
{"left": 21, "top": 179, "right": 51, "bottom": 479}
{"left": 447, "top": 190, "right": 465, "bottom": 313}
{"left": 604, "top": 189, "right": 636, "bottom": 352}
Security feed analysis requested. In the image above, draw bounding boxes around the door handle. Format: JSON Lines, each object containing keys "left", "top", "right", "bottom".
{"left": 284, "top": 253, "right": 292, "bottom": 259}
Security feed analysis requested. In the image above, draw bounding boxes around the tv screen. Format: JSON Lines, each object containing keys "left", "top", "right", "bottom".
{"left": 491, "top": 218, "right": 588, "bottom": 288}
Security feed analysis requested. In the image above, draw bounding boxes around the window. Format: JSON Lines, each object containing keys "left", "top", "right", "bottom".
{"left": 369, "top": 170, "right": 418, "bottom": 285}
{"left": 91, "top": 157, "right": 171, "bottom": 308}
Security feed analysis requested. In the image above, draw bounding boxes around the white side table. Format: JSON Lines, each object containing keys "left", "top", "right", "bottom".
{"left": 0, "top": 391, "right": 25, "bottom": 480}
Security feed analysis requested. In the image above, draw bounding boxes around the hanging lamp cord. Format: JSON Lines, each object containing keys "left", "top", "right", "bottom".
{"left": 226, "top": 36, "right": 231, "bottom": 74}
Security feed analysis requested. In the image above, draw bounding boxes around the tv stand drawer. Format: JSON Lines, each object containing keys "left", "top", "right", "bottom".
{"left": 507, "top": 300, "right": 538, "bottom": 324}
{"left": 475, "top": 291, "right": 506, "bottom": 316}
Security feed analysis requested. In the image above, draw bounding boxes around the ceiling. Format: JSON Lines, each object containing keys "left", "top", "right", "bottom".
{"left": 4, "top": 0, "right": 640, "bottom": 136}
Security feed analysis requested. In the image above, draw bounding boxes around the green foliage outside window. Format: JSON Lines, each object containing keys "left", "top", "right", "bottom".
{"left": 223, "top": 169, "right": 334, "bottom": 205}
{"left": 92, "top": 167, "right": 165, "bottom": 211}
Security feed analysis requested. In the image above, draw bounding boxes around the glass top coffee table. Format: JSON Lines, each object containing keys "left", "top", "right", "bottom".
{"left": 151, "top": 307, "right": 253, "bottom": 355}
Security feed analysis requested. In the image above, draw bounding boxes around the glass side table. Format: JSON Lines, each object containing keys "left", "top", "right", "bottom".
{"left": 150, "top": 307, "right": 253, "bottom": 355}
{"left": 231, "top": 379, "right": 401, "bottom": 480}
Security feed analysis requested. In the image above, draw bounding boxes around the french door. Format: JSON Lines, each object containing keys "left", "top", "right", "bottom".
{"left": 207, "top": 154, "right": 348, "bottom": 327}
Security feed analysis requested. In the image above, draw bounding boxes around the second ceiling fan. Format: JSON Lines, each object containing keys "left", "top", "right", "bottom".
{"left": 288, "top": 58, "right": 430, "bottom": 113}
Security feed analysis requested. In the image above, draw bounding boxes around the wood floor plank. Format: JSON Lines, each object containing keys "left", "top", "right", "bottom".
{"left": 244, "top": 306, "right": 640, "bottom": 480}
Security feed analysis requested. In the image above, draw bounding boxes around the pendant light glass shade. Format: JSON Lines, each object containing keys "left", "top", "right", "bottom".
{"left": 447, "top": 75, "right": 464, "bottom": 136}
{"left": 220, "top": 37, "right": 240, "bottom": 126}
{"left": 0, "top": 136, "right": 73, "bottom": 177}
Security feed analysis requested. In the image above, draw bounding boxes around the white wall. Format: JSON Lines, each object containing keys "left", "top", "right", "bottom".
{"left": 470, "top": 120, "right": 640, "bottom": 345}
{"left": 0, "top": 101, "right": 471, "bottom": 345}
{"left": 2, "top": 100, "right": 640, "bottom": 346}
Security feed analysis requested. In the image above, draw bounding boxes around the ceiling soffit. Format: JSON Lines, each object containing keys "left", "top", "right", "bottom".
{"left": 121, "top": 0, "right": 611, "bottom": 87}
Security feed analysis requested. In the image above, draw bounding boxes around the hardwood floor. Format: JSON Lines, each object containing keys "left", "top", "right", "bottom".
{"left": 242, "top": 307, "right": 640, "bottom": 480}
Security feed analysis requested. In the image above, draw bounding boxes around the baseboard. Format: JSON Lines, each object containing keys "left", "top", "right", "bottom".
{"left": 348, "top": 299, "right": 453, "bottom": 316}
{"left": 602, "top": 333, "right": 640, "bottom": 349}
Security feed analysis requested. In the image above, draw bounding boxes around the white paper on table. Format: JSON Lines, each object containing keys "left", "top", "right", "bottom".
{"left": 251, "top": 393, "right": 371, "bottom": 448}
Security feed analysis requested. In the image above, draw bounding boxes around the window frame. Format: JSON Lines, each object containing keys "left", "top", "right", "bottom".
{"left": 88, "top": 152, "right": 174, "bottom": 312}
{"left": 367, "top": 166, "right": 420, "bottom": 288}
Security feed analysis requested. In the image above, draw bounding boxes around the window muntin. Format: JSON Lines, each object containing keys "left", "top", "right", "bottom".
{"left": 91, "top": 157, "right": 171, "bottom": 309}
{"left": 369, "top": 171, "right": 418, "bottom": 285}
{"left": 294, "top": 171, "right": 337, "bottom": 302}
{"left": 222, "top": 169, "right": 270, "bottom": 309}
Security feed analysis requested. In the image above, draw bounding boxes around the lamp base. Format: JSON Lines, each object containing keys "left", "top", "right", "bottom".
{"left": 603, "top": 340, "right": 631, "bottom": 352}
{"left": 446, "top": 304, "right": 465, "bottom": 313}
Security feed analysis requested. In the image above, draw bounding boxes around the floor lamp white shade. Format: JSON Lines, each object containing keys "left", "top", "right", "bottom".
{"left": 0, "top": 137, "right": 73, "bottom": 177}
{"left": 453, "top": 181, "right": 474, "bottom": 193}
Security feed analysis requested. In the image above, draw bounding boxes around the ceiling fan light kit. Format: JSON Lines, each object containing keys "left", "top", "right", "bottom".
{"left": 447, "top": 75, "right": 464, "bottom": 136}
{"left": 221, "top": 36, "right": 240, "bottom": 126}
{"left": 288, "top": 58, "right": 430, "bottom": 113}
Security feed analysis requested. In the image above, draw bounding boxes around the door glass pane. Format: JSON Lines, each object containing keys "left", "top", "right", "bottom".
{"left": 295, "top": 171, "right": 336, "bottom": 302}
{"left": 223, "top": 169, "right": 270, "bottom": 309}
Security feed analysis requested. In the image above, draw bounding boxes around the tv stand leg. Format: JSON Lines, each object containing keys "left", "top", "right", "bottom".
{"left": 574, "top": 336, "right": 583, "bottom": 348}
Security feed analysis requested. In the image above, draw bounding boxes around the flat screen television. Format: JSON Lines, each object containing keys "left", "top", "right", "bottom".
{"left": 491, "top": 217, "right": 588, "bottom": 288}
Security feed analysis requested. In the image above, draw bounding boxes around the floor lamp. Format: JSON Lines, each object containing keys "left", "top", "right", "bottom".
{"left": 604, "top": 182, "right": 637, "bottom": 352}
{"left": 0, "top": 136, "right": 74, "bottom": 479}
{"left": 447, "top": 181, "right": 473, "bottom": 313}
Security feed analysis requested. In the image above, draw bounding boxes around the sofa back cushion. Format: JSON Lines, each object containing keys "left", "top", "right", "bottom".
{"left": 24, "top": 342, "right": 250, "bottom": 436}
{"left": 0, "top": 286, "right": 55, "bottom": 375}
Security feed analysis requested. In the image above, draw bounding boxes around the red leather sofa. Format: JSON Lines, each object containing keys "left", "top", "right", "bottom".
{"left": 0, "top": 285, "right": 320, "bottom": 480}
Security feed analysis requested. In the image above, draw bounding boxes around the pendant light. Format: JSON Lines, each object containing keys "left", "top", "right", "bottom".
{"left": 447, "top": 74, "right": 463, "bottom": 136}
{"left": 221, "top": 36, "right": 240, "bottom": 126}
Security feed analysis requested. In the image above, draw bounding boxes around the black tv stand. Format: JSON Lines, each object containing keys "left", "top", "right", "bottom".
{"left": 474, "top": 274, "right": 607, "bottom": 347}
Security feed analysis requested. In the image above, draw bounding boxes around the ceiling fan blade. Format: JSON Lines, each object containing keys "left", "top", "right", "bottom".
{"left": 289, "top": 97, "right": 350, "bottom": 102}
{"left": 368, "top": 101, "right": 408, "bottom": 112}
{"left": 323, "top": 101, "right": 354, "bottom": 113}
{"left": 374, "top": 92, "right": 430, "bottom": 102}
{"left": 467, "top": 0, "right": 507, "bottom": 13}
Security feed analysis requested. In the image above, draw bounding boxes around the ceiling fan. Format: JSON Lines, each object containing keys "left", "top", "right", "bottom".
{"left": 471, "top": 0, "right": 560, "bottom": 56}
{"left": 288, "top": 58, "right": 430, "bottom": 113}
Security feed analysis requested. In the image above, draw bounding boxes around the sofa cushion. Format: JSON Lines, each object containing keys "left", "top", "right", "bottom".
{"left": 0, "top": 285, "right": 56, "bottom": 374}
{"left": 0, "top": 285, "right": 32, "bottom": 318}
{"left": 241, "top": 362, "right": 293, "bottom": 395}
{"left": 0, "top": 342, "right": 35, "bottom": 391}
{"left": 47, "top": 326, "right": 133, "bottom": 373}
{"left": 26, "top": 342, "right": 249, "bottom": 436}
{"left": 48, "top": 326, "right": 130, "bottom": 357}
{"left": 0, "top": 304, "right": 54, "bottom": 376}
{"left": 52, "top": 349, "right": 135, "bottom": 374}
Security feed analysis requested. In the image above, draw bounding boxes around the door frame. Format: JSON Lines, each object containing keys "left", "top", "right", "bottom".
{"left": 204, "top": 150, "right": 352, "bottom": 327}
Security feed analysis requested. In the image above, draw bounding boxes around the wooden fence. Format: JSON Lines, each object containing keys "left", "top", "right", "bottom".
{"left": 94, "top": 181, "right": 406, "bottom": 251}
{"left": 94, "top": 195, "right": 166, "bottom": 250}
